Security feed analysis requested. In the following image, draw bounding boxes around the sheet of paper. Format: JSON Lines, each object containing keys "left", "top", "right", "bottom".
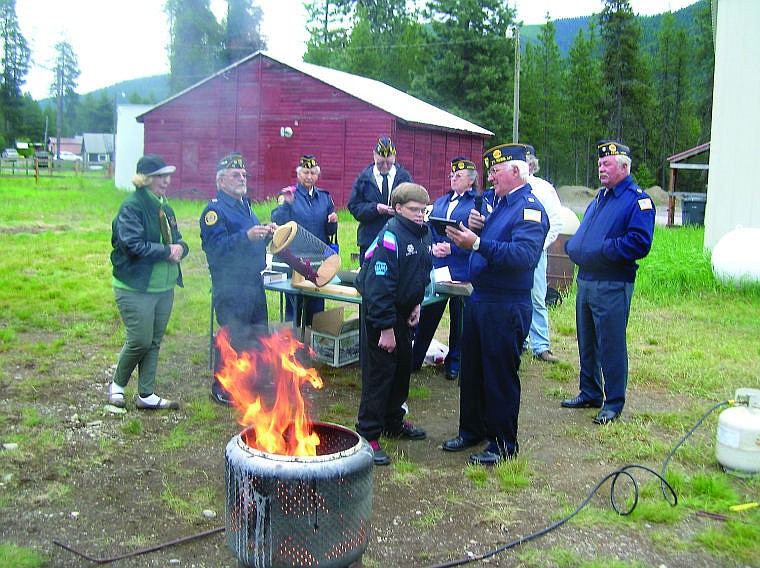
{"left": 434, "top": 266, "right": 453, "bottom": 283}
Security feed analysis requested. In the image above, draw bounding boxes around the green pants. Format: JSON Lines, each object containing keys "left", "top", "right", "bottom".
{"left": 113, "top": 287, "right": 174, "bottom": 396}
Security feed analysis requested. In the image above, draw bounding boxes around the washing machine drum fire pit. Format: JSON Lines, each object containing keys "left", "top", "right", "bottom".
{"left": 225, "top": 422, "right": 374, "bottom": 568}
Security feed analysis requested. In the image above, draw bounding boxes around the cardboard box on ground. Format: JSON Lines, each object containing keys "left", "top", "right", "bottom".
{"left": 311, "top": 307, "right": 360, "bottom": 367}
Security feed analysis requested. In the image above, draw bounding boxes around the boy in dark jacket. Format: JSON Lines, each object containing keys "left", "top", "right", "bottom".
{"left": 354, "top": 183, "right": 433, "bottom": 465}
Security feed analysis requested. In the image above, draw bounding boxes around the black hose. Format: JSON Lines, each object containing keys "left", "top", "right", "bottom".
{"left": 659, "top": 400, "right": 731, "bottom": 500}
{"left": 426, "top": 399, "right": 739, "bottom": 568}
{"left": 53, "top": 526, "right": 224, "bottom": 564}
{"left": 426, "top": 464, "right": 676, "bottom": 568}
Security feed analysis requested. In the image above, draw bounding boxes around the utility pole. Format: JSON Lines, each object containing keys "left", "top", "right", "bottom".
{"left": 55, "top": 66, "right": 63, "bottom": 162}
{"left": 509, "top": 24, "right": 521, "bottom": 143}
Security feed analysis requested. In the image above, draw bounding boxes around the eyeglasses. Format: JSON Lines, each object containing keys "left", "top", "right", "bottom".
{"left": 488, "top": 166, "right": 506, "bottom": 176}
{"left": 402, "top": 205, "right": 426, "bottom": 214}
{"left": 225, "top": 171, "right": 247, "bottom": 179}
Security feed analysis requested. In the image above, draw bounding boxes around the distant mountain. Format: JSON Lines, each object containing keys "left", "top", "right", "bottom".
{"left": 37, "top": 74, "right": 170, "bottom": 107}
{"left": 521, "top": 1, "right": 704, "bottom": 57}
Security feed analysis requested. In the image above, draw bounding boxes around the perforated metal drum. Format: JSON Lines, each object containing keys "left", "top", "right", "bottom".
{"left": 225, "top": 422, "right": 373, "bottom": 568}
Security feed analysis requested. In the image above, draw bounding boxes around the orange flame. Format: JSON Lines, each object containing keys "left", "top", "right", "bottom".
{"left": 215, "top": 327, "right": 323, "bottom": 456}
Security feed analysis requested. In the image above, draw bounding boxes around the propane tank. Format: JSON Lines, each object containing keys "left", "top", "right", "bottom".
{"left": 715, "top": 388, "right": 760, "bottom": 476}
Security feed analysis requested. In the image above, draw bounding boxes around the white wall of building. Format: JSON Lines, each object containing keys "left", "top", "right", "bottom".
{"left": 705, "top": 0, "right": 760, "bottom": 249}
{"left": 114, "top": 104, "right": 152, "bottom": 190}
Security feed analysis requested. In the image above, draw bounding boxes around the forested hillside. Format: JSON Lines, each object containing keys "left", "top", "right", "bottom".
{"left": 305, "top": 0, "right": 712, "bottom": 189}
{"left": 2, "top": 0, "right": 711, "bottom": 191}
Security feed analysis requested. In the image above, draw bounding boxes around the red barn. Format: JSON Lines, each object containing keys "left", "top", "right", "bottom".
{"left": 136, "top": 52, "right": 493, "bottom": 206}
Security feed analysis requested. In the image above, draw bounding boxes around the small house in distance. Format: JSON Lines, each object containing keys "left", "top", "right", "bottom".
{"left": 82, "top": 133, "right": 115, "bottom": 166}
{"left": 136, "top": 51, "right": 493, "bottom": 205}
{"left": 48, "top": 136, "right": 83, "bottom": 157}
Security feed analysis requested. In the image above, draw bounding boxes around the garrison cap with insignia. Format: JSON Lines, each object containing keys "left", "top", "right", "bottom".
{"left": 374, "top": 137, "right": 396, "bottom": 157}
{"left": 483, "top": 143, "right": 528, "bottom": 170}
{"left": 597, "top": 140, "right": 631, "bottom": 158}
{"left": 217, "top": 152, "right": 246, "bottom": 171}
{"left": 299, "top": 154, "right": 318, "bottom": 169}
{"left": 450, "top": 156, "right": 476, "bottom": 173}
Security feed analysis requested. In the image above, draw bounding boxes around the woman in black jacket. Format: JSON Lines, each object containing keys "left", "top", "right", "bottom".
{"left": 108, "top": 154, "right": 189, "bottom": 410}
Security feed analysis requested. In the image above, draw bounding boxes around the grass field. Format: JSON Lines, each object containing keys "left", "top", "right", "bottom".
{"left": 1, "top": 176, "right": 759, "bottom": 567}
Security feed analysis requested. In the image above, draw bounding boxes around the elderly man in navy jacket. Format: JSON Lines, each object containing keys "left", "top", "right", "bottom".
{"left": 443, "top": 143, "right": 548, "bottom": 466}
{"left": 347, "top": 137, "right": 413, "bottom": 261}
{"left": 562, "top": 140, "right": 655, "bottom": 425}
{"left": 200, "top": 153, "right": 277, "bottom": 406}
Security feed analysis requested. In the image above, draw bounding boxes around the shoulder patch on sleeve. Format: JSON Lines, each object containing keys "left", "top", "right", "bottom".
{"left": 204, "top": 210, "right": 218, "bottom": 226}
{"left": 381, "top": 231, "right": 398, "bottom": 253}
{"left": 524, "top": 208, "right": 542, "bottom": 223}
{"left": 638, "top": 198, "right": 653, "bottom": 211}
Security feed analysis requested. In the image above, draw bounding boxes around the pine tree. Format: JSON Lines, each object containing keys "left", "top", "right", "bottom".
{"left": 412, "top": 0, "right": 514, "bottom": 139}
{"left": 166, "top": 0, "right": 223, "bottom": 93}
{"left": 653, "top": 12, "right": 700, "bottom": 187}
{"left": 222, "top": 0, "right": 266, "bottom": 65}
{"left": 562, "top": 24, "right": 604, "bottom": 186}
{"left": 519, "top": 17, "right": 563, "bottom": 182}
{"left": 598, "top": 0, "right": 655, "bottom": 171}
{"left": 50, "top": 40, "right": 80, "bottom": 152}
{"left": 0, "top": 0, "right": 30, "bottom": 142}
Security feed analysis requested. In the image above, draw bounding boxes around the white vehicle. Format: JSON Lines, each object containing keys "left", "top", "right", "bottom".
{"left": 58, "top": 151, "right": 83, "bottom": 161}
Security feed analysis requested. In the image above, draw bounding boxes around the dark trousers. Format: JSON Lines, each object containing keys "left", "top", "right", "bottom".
{"left": 575, "top": 279, "right": 633, "bottom": 413}
{"left": 213, "top": 281, "right": 269, "bottom": 371}
{"left": 458, "top": 297, "right": 531, "bottom": 455}
{"left": 412, "top": 296, "right": 463, "bottom": 373}
{"left": 285, "top": 293, "right": 325, "bottom": 327}
{"left": 356, "top": 314, "right": 413, "bottom": 442}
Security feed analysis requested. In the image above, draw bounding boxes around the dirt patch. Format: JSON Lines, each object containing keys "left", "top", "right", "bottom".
{"left": 0, "top": 320, "right": 732, "bottom": 568}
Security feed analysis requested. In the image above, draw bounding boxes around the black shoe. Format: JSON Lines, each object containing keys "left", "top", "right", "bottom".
{"left": 469, "top": 449, "right": 513, "bottom": 466}
{"left": 445, "top": 369, "right": 458, "bottom": 381}
{"left": 593, "top": 409, "right": 620, "bottom": 425}
{"left": 369, "top": 440, "right": 390, "bottom": 466}
{"left": 383, "top": 421, "right": 427, "bottom": 440}
{"left": 442, "top": 436, "right": 482, "bottom": 452}
{"left": 561, "top": 395, "right": 603, "bottom": 409}
{"left": 210, "top": 380, "right": 234, "bottom": 407}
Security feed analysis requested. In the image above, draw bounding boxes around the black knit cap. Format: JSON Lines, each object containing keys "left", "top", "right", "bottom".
{"left": 136, "top": 154, "right": 175, "bottom": 176}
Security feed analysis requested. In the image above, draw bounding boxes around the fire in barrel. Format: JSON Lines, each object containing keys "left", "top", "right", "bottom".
{"left": 219, "top": 328, "right": 373, "bottom": 568}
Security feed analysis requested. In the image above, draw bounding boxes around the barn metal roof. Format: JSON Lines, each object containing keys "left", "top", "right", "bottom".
{"left": 284, "top": 56, "right": 493, "bottom": 136}
{"left": 139, "top": 51, "right": 493, "bottom": 137}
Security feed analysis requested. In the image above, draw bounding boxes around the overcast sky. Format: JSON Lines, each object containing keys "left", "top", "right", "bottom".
{"left": 18, "top": 0, "right": 697, "bottom": 101}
